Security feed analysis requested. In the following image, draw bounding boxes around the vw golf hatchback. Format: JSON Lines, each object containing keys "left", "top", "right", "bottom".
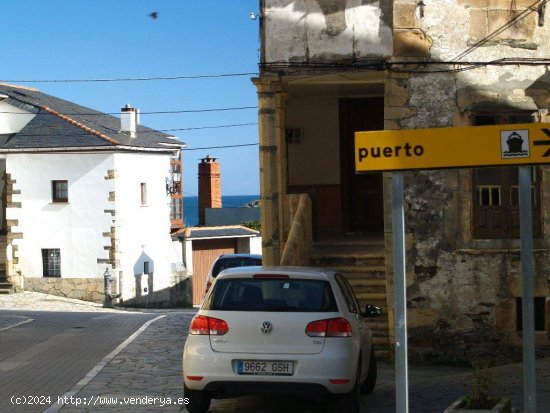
{"left": 183, "top": 267, "right": 381, "bottom": 413}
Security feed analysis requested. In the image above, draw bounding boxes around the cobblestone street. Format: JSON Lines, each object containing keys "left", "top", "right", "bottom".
{"left": 1, "top": 292, "right": 550, "bottom": 412}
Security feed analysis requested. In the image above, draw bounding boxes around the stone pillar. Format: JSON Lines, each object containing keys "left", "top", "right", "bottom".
{"left": 252, "top": 77, "right": 283, "bottom": 265}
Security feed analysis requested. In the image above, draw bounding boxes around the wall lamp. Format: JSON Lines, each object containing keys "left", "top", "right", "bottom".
{"left": 249, "top": 11, "right": 261, "bottom": 20}
{"left": 166, "top": 171, "right": 182, "bottom": 195}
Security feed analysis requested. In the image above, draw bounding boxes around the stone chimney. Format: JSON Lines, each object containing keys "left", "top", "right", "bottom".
{"left": 120, "top": 104, "right": 137, "bottom": 138}
{"left": 198, "top": 155, "right": 222, "bottom": 225}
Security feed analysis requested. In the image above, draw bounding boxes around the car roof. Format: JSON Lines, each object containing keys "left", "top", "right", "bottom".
{"left": 215, "top": 266, "right": 337, "bottom": 281}
{"left": 217, "top": 253, "right": 262, "bottom": 259}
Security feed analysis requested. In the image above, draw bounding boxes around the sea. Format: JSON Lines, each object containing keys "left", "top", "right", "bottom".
{"left": 184, "top": 195, "right": 260, "bottom": 227}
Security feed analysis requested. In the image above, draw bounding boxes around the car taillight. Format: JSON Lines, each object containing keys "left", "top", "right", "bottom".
{"left": 305, "top": 317, "right": 352, "bottom": 338}
{"left": 189, "top": 315, "right": 228, "bottom": 336}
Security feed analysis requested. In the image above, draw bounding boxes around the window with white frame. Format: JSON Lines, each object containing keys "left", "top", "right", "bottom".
{"left": 42, "top": 249, "right": 61, "bottom": 277}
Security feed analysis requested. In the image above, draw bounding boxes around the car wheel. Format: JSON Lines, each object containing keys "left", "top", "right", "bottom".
{"left": 184, "top": 383, "right": 211, "bottom": 413}
{"left": 360, "top": 349, "right": 377, "bottom": 395}
{"left": 335, "top": 365, "right": 360, "bottom": 413}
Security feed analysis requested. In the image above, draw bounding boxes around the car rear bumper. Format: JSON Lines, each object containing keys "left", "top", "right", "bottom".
{"left": 183, "top": 336, "right": 359, "bottom": 395}
{"left": 203, "top": 380, "right": 330, "bottom": 397}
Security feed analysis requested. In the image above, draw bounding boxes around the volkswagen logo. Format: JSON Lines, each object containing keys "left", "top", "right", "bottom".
{"left": 260, "top": 321, "right": 273, "bottom": 335}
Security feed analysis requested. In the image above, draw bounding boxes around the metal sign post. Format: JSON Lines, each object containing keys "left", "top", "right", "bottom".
{"left": 519, "top": 166, "right": 537, "bottom": 413}
{"left": 354, "top": 124, "right": 546, "bottom": 413}
{"left": 392, "top": 172, "right": 409, "bottom": 413}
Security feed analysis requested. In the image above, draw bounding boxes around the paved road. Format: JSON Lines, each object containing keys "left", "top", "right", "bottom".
{"left": 2, "top": 292, "right": 550, "bottom": 413}
{"left": 51, "top": 312, "right": 550, "bottom": 413}
{"left": 0, "top": 309, "right": 156, "bottom": 413}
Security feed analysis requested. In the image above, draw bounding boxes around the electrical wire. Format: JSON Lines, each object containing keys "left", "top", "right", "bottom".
{"left": 7, "top": 122, "right": 258, "bottom": 138}
{"left": 451, "top": 0, "right": 550, "bottom": 62}
{"left": 163, "top": 122, "right": 257, "bottom": 132}
{"left": 182, "top": 143, "right": 258, "bottom": 151}
{"left": 0, "top": 72, "right": 259, "bottom": 84}
{"left": 0, "top": 106, "right": 258, "bottom": 116}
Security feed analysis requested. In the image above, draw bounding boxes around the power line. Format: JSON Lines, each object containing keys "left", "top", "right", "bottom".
{"left": 162, "top": 122, "right": 257, "bottom": 132}
{"left": 9, "top": 122, "right": 258, "bottom": 138}
{"left": 451, "top": 0, "right": 549, "bottom": 61}
{"left": 0, "top": 72, "right": 259, "bottom": 84}
{"left": 182, "top": 143, "right": 258, "bottom": 151}
{"left": 0, "top": 106, "right": 258, "bottom": 116}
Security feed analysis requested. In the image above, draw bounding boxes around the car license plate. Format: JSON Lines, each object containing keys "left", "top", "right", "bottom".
{"left": 237, "top": 360, "right": 293, "bottom": 376}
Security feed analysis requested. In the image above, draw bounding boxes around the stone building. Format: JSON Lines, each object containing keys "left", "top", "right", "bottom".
{"left": 253, "top": 0, "right": 550, "bottom": 361}
{"left": 0, "top": 83, "right": 190, "bottom": 307}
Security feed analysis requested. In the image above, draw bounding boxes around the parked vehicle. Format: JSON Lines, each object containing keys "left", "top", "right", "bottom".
{"left": 183, "top": 266, "right": 381, "bottom": 413}
{"left": 203, "top": 253, "right": 262, "bottom": 297}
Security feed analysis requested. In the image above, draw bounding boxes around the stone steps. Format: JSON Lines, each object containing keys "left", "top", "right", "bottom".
{"left": 310, "top": 237, "right": 390, "bottom": 352}
{"left": 0, "top": 282, "right": 14, "bottom": 294}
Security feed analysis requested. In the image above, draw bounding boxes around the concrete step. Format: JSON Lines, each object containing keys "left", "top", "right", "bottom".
{"left": 348, "top": 278, "right": 386, "bottom": 288}
{"left": 0, "top": 282, "right": 14, "bottom": 294}
{"left": 311, "top": 254, "right": 385, "bottom": 268}
{"left": 310, "top": 238, "right": 390, "bottom": 351}
{"left": 373, "top": 336, "right": 391, "bottom": 346}
{"left": 356, "top": 292, "right": 388, "bottom": 301}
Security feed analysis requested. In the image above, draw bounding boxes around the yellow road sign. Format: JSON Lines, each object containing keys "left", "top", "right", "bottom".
{"left": 355, "top": 123, "right": 550, "bottom": 172}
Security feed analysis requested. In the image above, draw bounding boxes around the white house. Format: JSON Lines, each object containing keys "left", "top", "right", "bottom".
{"left": 0, "top": 83, "right": 190, "bottom": 306}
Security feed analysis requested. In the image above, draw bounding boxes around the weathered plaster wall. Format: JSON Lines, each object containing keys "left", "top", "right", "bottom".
{"left": 385, "top": 0, "right": 550, "bottom": 362}
{"left": 264, "top": 0, "right": 393, "bottom": 63}
{"left": 285, "top": 96, "right": 340, "bottom": 185}
{"left": 5, "top": 152, "right": 189, "bottom": 306}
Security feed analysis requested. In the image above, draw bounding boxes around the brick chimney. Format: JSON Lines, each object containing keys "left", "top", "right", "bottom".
{"left": 198, "top": 155, "right": 222, "bottom": 225}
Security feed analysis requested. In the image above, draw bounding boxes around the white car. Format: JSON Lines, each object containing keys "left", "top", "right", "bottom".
{"left": 202, "top": 254, "right": 262, "bottom": 298}
{"left": 183, "top": 266, "right": 381, "bottom": 413}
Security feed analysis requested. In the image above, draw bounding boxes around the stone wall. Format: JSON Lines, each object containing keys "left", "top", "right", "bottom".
{"left": 23, "top": 274, "right": 193, "bottom": 308}
{"left": 24, "top": 277, "right": 116, "bottom": 303}
{"left": 120, "top": 275, "right": 192, "bottom": 308}
{"left": 384, "top": 0, "right": 550, "bottom": 363}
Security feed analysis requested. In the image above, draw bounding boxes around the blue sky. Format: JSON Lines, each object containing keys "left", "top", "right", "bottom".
{"left": 1, "top": 0, "right": 260, "bottom": 196}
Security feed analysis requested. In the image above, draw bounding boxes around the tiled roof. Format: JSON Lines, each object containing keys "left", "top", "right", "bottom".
{"left": 0, "top": 83, "right": 185, "bottom": 151}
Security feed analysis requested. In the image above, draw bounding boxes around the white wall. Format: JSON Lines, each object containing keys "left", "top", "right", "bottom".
{"left": 6, "top": 152, "right": 115, "bottom": 279}
{"left": 113, "top": 152, "right": 181, "bottom": 300}
{"left": 264, "top": 0, "right": 392, "bottom": 63}
{"left": 6, "top": 151, "right": 183, "bottom": 302}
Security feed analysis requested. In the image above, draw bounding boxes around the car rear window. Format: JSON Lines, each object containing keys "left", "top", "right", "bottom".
{"left": 203, "top": 278, "right": 338, "bottom": 312}
{"left": 211, "top": 257, "right": 262, "bottom": 277}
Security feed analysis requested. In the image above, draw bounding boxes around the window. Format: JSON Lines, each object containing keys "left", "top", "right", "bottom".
{"left": 516, "top": 297, "right": 547, "bottom": 332}
{"left": 170, "top": 198, "right": 183, "bottom": 221}
{"left": 52, "top": 180, "right": 68, "bottom": 202}
{"left": 335, "top": 273, "right": 360, "bottom": 314}
{"left": 140, "top": 183, "right": 147, "bottom": 206}
{"left": 471, "top": 113, "right": 541, "bottom": 239}
{"left": 42, "top": 249, "right": 61, "bottom": 277}
{"left": 204, "top": 278, "right": 338, "bottom": 312}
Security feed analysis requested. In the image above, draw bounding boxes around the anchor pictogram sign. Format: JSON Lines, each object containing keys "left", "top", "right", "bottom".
{"left": 533, "top": 128, "right": 550, "bottom": 157}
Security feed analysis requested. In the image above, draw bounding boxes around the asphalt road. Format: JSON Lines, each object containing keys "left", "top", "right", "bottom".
{"left": 1, "top": 293, "right": 549, "bottom": 412}
{"left": 0, "top": 310, "right": 156, "bottom": 413}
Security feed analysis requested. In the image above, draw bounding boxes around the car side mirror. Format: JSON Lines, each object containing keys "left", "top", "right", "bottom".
{"left": 364, "top": 304, "right": 383, "bottom": 317}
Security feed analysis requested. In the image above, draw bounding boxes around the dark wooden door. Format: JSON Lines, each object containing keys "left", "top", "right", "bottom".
{"left": 340, "top": 98, "right": 384, "bottom": 233}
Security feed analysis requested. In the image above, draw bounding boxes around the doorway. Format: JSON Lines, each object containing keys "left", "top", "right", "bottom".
{"left": 339, "top": 98, "right": 384, "bottom": 234}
